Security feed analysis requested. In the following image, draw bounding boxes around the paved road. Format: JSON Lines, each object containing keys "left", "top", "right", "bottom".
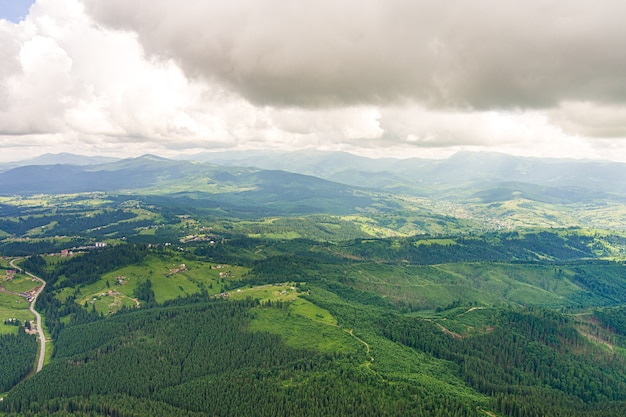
{"left": 9, "top": 259, "right": 46, "bottom": 373}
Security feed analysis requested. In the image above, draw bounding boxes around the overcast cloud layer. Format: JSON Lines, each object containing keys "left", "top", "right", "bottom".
{"left": 1, "top": 0, "right": 626, "bottom": 162}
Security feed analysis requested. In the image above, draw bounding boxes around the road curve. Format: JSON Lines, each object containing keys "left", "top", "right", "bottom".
{"left": 9, "top": 259, "right": 46, "bottom": 373}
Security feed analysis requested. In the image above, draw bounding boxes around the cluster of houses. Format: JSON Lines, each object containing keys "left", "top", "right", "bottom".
{"left": 180, "top": 235, "right": 216, "bottom": 244}
{"left": 3, "top": 317, "right": 22, "bottom": 326}
{"left": 2, "top": 270, "right": 38, "bottom": 302}
{"left": 19, "top": 289, "right": 38, "bottom": 303}
{"left": 3, "top": 317, "right": 36, "bottom": 334}
{"left": 213, "top": 264, "right": 233, "bottom": 279}
{"left": 58, "top": 242, "right": 107, "bottom": 258}
{"left": 218, "top": 271, "right": 233, "bottom": 279}
{"left": 4, "top": 269, "right": 16, "bottom": 281}
{"left": 168, "top": 264, "right": 187, "bottom": 275}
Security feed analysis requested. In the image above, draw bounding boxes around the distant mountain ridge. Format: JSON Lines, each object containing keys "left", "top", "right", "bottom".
{"left": 1, "top": 151, "right": 625, "bottom": 203}
{"left": 0, "top": 154, "right": 378, "bottom": 216}
{"left": 0, "top": 153, "right": 119, "bottom": 172}
{"left": 184, "top": 150, "right": 626, "bottom": 197}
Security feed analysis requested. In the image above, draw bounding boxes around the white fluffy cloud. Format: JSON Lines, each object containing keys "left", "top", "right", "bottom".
{"left": 1, "top": 0, "right": 626, "bottom": 162}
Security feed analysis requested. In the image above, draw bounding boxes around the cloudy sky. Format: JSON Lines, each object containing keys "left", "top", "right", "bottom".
{"left": 1, "top": 0, "right": 626, "bottom": 162}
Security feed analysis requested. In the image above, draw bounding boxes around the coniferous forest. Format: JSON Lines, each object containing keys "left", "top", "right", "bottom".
{"left": 2, "top": 160, "right": 626, "bottom": 416}
{"left": 0, "top": 331, "right": 37, "bottom": 393}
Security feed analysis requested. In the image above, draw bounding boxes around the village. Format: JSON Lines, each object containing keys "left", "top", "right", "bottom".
{"left": 2, "top": 268, "right": 40, "bottom": 303}
{"left": 1, "top": 267, "right": 42, "bottom": 337}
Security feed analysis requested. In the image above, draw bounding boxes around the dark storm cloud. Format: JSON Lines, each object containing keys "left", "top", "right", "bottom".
{"left": 83, "top": 0, "right": 626, "bottom": 109}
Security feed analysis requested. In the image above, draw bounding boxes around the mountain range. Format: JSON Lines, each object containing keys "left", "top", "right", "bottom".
{"left": 183, "top": 150, "right": 626, "bottom": 197}
{"left": 1, "top": 151, "right": 625, "bottom": 205}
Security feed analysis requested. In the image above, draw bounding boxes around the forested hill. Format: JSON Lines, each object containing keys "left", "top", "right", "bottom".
{"left": 3, "top": 291, "right": 626, "bottom": 416}
{"left": 2, "top": 169, "right": 626, "bottom": 416}
{"left": 333, "top": 230, "right": 602, "bottom": 264}
{"left": 0, "top": 227, "right": 625, "bottom": 416}
{"left": 1, "top": 297, "right": 480, "bottom": 417}
{"left": 3, "top": 151, "right": 626, "bottom": 201}
{"left": 185, "top": 150, "right": 626, "bottom": 197}
{"left": 0, "top": 156, "right": 380, "bottom": 216}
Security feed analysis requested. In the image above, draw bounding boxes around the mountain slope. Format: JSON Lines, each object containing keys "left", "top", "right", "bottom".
{"left": 186, "top": 150, "right": 626, "bottom": 198}
{"left": 0, "top": 155, "right": 377, "bottom": 216}
{"left": 0, "top": 153, "right": 119, "bottom": 173}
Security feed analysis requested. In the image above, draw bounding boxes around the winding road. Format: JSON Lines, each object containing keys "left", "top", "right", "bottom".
{"left": 348, "top": 328, "right": 374, "bottom": 363}
{"left": 9, "top": 259, "right": 46, "bottom": 373}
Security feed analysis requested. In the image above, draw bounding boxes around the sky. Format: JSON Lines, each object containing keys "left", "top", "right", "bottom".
{"left": 1, "top": 0, "right": 626, "bottom": 163}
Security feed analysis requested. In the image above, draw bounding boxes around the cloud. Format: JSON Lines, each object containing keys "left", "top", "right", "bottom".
{"left": 1, "top": 0, "right": 626, "bottom": 163}
{"left": 550, "top": 102, "right": 626, "bottom": 138}
{"left": 0, "top": 0, "right": 254, "bottom": 153}
{"left": 83, "top": 0, "right": 626, "bottom": 109}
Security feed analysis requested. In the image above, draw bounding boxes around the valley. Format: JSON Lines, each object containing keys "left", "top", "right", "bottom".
{"left": 1, "top": 151, "right": 626, "bottom": 416}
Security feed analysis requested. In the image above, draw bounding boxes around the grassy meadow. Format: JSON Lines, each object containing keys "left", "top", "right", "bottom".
{"left": 0, "top": 292, "right": 33, "bottom": 335}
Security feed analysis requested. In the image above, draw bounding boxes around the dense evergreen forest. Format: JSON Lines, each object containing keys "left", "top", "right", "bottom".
{"left": 1, "top": 298, "right": 484, "bottom": 417}
{"left": 381, "top": 309, "right": 626, "bottom": 415}
{"left": 0, "top": 238, "right": 88, "bottom": 257}
{"left": 0, "top": 209, "right": 138, "bottom": 238}
{"left": 23, "top": 244, "right": 149, "bottom": 288}
{"left": 3, "top": 294, "right": 626, "bottom": 416}
{"left": 0, "top": 330, "right": 37, "bottom": 393}
{"left": 334, "top": 231, "right": 599, "bottom": 264}
{"left": 3, "top": 191, "right": 626, "bottom": 416}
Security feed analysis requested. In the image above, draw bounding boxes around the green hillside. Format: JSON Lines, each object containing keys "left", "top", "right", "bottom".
{"left": 2, "top": 226, "right": 626, "bottom": 415}
{"left": 2, "top": 154, "right": 626, "bottom": 416}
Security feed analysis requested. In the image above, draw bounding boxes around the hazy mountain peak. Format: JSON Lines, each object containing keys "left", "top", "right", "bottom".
{"left": 134, "top": 154, "right": 171, "bottom": 161}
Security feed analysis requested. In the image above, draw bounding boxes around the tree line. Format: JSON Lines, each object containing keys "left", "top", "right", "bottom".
{"left": 2, "top": 297, "right": 484, "bottom": 417}
{"left": 0, "top": 330, "right": 37, "bottom": 392}
{"left": 380, "top": 308, "right": 626, "bottom": 416}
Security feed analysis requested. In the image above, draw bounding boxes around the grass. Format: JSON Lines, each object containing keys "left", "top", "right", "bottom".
{"left": 230, "top": 283, "right": 337, "bottom": 327}
{"left": 1, "top": 275, "right": 40, "bottom": 294}
{"left": 229, "top": 282, "right": 356, "bottom": 353}
{"left": 0, "top": 292, "right": 33, "bottom": 335}
{"left": 37, "top": 310, "right": 54, "bottom": 367}
{"left": 228, "top": 283, "right": 298, "bottom": 303}
{"left": 414, "top": 238, "right": 457, "bottom": 246}
{"left": 74, "top": 255, "right": 250, "bottom": 314}
{"left": 0, "top": 258, "right": 15, "bottom": 270}
{"left": 248, "top": 303, "right": 358, "bottom": 354}
{"left": 85, "top": 292, "right": 137, "bottom": 315}
{"left": 363, "top": 328, "right": 487, "bottom": 403}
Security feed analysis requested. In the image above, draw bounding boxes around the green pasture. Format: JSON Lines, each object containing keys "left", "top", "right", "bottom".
{"left": 229, "top": 282, "right": 355, "bottom": 353}
{"left": 228, "top": 283, "right": 292, "bottom": 301}
{"left": 248, "top": 306, "right": 357, "bottom": 353}
{"left": 74, "top": 255, "right": 250, "bottom": 314}
{"left": 414, "top": 238, "right": 457, "bottom": 246}
{"left": 33, "top": 255, "right": 65, "bottom": 274}
{"left": 249, "top": 310, "right": 356, "bottom": 355}
{"left": 228, "top": 283, "right": 337, "bottom": 324}
{"left": 1, "top": 275, "right": 40, "bottom": 294}
{"left": 25, "top": 220, "right": 59, "bottom": 237}
{"left": 82, "top": 291, "right": 138, "bottom": 315}
{"left": 0, "top": 292, "right": 33, "bottom": 335}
